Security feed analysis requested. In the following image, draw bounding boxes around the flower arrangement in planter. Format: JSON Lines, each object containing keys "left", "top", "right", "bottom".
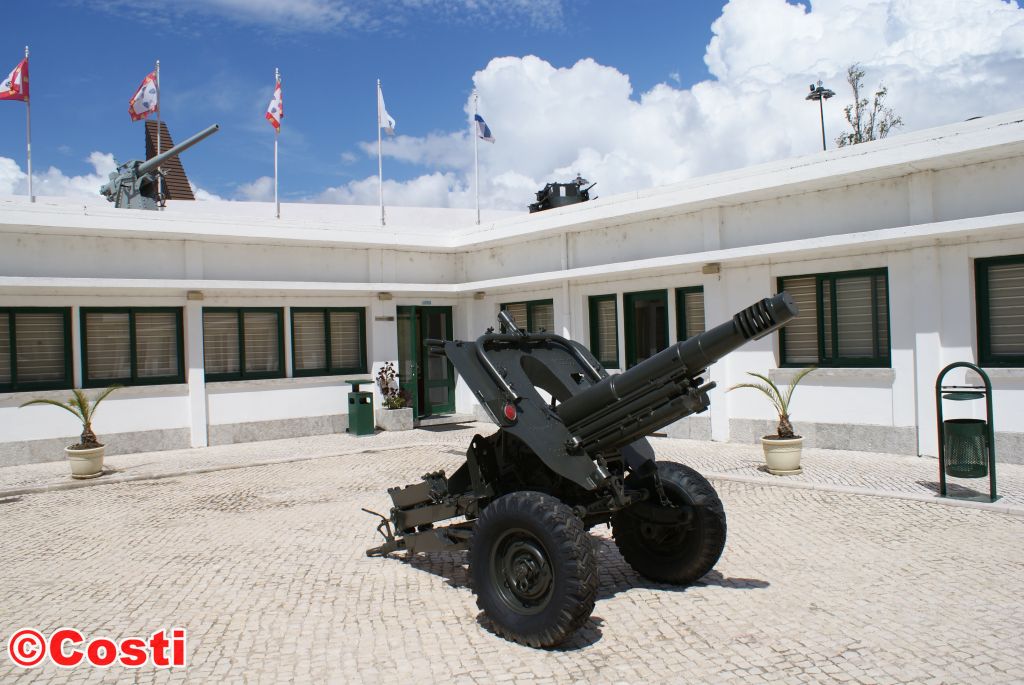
{"left": 728, "top": 367, "right": 815, "bottom": 475}
{"left": 20, "top": 386, "right": 120, "bottom": 479}
{"left": 375, "top": 362, "right": 413, "bottom": 431}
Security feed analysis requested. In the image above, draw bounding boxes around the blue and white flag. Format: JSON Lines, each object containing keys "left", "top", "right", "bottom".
{"left": 474, "top": 113, "right": 494, "bottom": 143}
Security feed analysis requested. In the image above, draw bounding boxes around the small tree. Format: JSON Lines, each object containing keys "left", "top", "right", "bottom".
{"left": 835, "top": 64, "right": 903, "bottom": 147}
{"left": 728, "top": 368, "right": 815, "bottom": 439}
{"left": 20, "top": 386, "right": 120, "bottom": 449}
{"left": 375, "top": 362, "right": 408, "bottom": 410}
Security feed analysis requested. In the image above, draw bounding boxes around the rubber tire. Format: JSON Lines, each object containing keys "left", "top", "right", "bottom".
{"left": 470, "top": 491, "right": 598, "bottom": 648}
{"left": 612, "top": 461, "right": 726, "bottom": 584}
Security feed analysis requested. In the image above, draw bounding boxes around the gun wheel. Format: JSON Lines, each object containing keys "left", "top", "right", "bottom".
{"left": 470, "top": 491, "right": 597, "bottom": 648}
{"left": 612, "top": 461, "right": 727, "bottom": 584}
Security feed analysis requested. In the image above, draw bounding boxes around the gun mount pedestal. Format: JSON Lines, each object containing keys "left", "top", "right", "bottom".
{"left": 366, "top": 293, "right": 798, "bottom": 647}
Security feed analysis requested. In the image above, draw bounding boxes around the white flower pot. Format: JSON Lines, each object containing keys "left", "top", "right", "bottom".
{"left": 760, "top": 436, "right": 803, "bottom": 475}
{"left": 377, "top": 407, "right": 414, "bottom": 431}
{"left": 65, "top": 445, "right": 105, "bottom": 479}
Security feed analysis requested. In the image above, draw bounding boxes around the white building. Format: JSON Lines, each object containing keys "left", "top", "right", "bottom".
{"left": 2, "top": 110, "right": 1023, "bottom": 466}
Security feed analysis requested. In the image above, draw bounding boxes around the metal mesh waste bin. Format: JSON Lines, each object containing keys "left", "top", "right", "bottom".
{"left": 936, "top": 362, "right": 997, "bottom": 502}
{"left": 942, "top": 418, "right": 988, "bottom": 479}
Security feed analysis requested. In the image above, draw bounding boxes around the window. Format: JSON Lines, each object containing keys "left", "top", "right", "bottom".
{"left": 81, "top": 308, "right": 184, "bottom": 386}
{"left": 0, "top": 308, "right": 72, "bottom": 392}
{"left": 624, "top": 290, "right": 668, "bottom": 368}
{"left": 778, "top": 269, "right": 890, "bottom": 367}
{"left": 676, "top": 286, "right": 705, "bottom": 341}
{"left": 500, "top": 299, "right": 555, "bottom": 333}
{"left": 203, "top": 308, "right": 284, "bottom": 381}
{"left": 588, "top": 295, "right": 619, "bottom": 368}
{"left": 291, "top": 308, "right": 367, "bottom": 376}
{"left": 977, "top": 255, "right": 1024, "bottom": 367}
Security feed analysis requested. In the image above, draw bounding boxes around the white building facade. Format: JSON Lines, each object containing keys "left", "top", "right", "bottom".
{"left": 2, "top": 111, "right": 1023, "bottom": 465}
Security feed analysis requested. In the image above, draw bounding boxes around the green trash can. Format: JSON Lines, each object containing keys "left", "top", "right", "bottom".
{"left": 345, "top": 379, "right": 375, "bottom": 436}
{"left": 942, "top": 419, "right": 988, "bottom": 479}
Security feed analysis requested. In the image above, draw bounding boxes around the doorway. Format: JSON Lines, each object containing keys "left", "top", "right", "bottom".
{"left": 396, "top": 305, "right": 456, "bottom": 418}
{"left": 624, "top": 290, "right": 668, "bottom": 368}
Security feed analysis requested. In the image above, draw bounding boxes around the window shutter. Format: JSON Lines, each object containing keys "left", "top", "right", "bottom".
{"left": 874, "top": 274, "right": 889, "bottom": 359}
{"left": 293, "top": 311, "right": 326, "bottom": 372}
{"left": 593, "top": 298, "right": 617, "bottom": 365}
{"left": 243, "top": 311, "right": 279, "bottom": 373}
{"left": 203, "top": 312, "right": 240, "bottom": 375}
{"left": 682, "top": 291, "right": 705, "bottom": 339}
{"left": 136, "top": 312, "right": 180, "bottom": 379}
{"left": 85, "top": 312, "right": 131, "bottom": 381}
{"left": 835, "top": 275, "right": 874, "bottom": 358}
{"left": 330, "top": 311, "right": 362, "bottom": 370}
{"left": 988, "top": 261, "right": 1024, "bottom": 356}
{"left": 14, "top": 312, "right": 66, "bottom": 382}
{"left": 780, "top": 276, "right": 818, "bottom": 363}
{"left": 0, "top": 315, "right": 10, "bottom": 385}
{"left": 532, "top": 303, "right": 555, "bottom": 332}
{"left": 503, "top": 303, "right": 527, "bottom": 332}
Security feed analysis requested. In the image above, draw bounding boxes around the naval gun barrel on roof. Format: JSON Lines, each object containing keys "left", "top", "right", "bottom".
{"left": 100, "top": 123, "right": 220, "bottom": 210}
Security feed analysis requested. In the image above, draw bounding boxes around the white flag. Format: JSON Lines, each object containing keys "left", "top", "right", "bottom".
{"left": 377, "top": 83, "right": 395, "bottom": 135}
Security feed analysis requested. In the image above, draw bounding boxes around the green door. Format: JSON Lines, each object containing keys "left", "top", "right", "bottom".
{"left": 396, "top": 305, "right": 456, "bottom": 418}
{"left": 624, "top": 290, "right": 668, "bottom": 368}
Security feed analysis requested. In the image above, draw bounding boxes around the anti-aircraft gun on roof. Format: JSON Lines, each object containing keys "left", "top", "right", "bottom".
{"left": 528, "top": 173, "right": 596, "bottom": 213}
{"left": 100, "top": 123, "right": 219, "bottom": 209}
{"left": 366, "top": 292, "right": 799, "bottom": 648}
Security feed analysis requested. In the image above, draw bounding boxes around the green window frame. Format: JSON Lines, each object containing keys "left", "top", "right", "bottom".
{"left": 624, "top": 289, "right": 669, "bottom": 369}
{"left": 499, "top": 299, "right": 555, "bottom": 333}
{"left": 0, "top": 307, "right": 73, "bottom": 392}
{"left": 976, "top": 254, "right": 1024, "bottom": 367}
{"left": 588, "top": 294, "right": 619, "bottom": 369}
{"left": 202, "top": 308, "right": 285, "bottom": 382}
{"left": 675, "top": 286, "right": 705, "bottom": 341}
{"left": 291, "top": 307, "right": 368, "bottom": 376}
{"left": 777, "top": 268, "right": 891, "bottom": 368}
{"left": 80, "top": 307, "right": 185, "bottom": 387}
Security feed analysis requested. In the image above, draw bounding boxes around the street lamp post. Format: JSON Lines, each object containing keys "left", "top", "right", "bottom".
{"left": 806, "top": 80, "right": 835, "bottom": 151}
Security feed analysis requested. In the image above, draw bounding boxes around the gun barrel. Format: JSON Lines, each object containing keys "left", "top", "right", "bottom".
{"left": 556, "top": 292, "right": 798, "bottom": 428}
{"left": 138, "top": 124, "right": 220, "bottom": 176}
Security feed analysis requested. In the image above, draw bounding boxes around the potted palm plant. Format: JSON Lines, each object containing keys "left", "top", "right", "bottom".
{"left": 20, "top": 386, "right": 119, "bottom": 479}
{"left": 375, "top": 362, "right": 413, "bottom": 431}
{"left": 728, "top": 367, "right": 814, "bottom": 475}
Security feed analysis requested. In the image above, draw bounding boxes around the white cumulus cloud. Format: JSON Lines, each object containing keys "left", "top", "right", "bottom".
{"left": 319, "top": 0, "right": 1024, "bottom": 210}
{"left": 0, "top": 152, "right": 116, "bottom": 198}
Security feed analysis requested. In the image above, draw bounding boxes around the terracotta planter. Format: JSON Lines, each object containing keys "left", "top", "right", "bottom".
{"left": 760, "top": 436, "right": 803, "bottom": 475}
{"left": 64, "top": 445, "right": 105, "bottom": 479}
{"left": 377, "top": 407, "right": 414, "bottom": 431}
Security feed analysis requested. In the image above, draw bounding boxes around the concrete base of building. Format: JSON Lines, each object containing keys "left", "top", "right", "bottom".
{"left": 729, "top": 419, "right": 919, "bottom": 456}
{"left": 663, "top": 416, "right": 712, "bottom": 441}
{"left": 2, "top": 427, "right": 192, "bottom": 466}
{"left": 208, "top": 414, "right": 348, "bottom": 446}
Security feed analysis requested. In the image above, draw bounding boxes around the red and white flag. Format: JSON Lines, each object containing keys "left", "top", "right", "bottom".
{"left": 0, "top": 58, "right": 28, "bottom": 102}
{"left": 128, "top": 70, "right": 159, "bottom": 121}
{"left": 266, "top": 79, "right": 282, "bottom": 130}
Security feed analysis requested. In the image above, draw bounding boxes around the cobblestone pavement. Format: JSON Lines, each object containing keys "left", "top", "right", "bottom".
{"left": 2, "top": 424, "right": 1021, "bottom": 511}
{"left": 1, "top": 445, "right": 1023, "bottom": 683}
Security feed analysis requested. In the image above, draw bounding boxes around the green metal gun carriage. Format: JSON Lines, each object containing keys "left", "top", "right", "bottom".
{"left": 367, "top": 293, "right": 798, "bottom": 647}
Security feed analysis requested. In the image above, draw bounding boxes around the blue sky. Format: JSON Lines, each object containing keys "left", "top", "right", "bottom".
{"left": 3, "top": 1, "right": 1024, "bottom": 209}
{"left": 1, "top": 1, "right": 728, "bottom": 200}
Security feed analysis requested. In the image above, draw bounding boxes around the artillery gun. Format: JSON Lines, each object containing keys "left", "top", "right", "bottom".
{"left": 100, "top": 124, "right": 219, "bottom": 209}
{"left": 528, "top": 173, "right": 595, "bottom": 213}
{"left": 366, "top": 292, "right": 798, "bottom": 647}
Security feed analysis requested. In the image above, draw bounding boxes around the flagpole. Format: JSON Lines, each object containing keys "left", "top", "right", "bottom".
{"left": 274, "top": 67, "right": 280, "bottom": 220}
{"left": 24, "top": 45, "right": 33, "bottom": 203}
{"left": 377, "top": 79, "right": 384, "bottom": 227}
{"left": 155, "top": 59, "right": 162, "bottom": 208}
{"left": 473, "top": 90, "right": 480, "bottom": 225}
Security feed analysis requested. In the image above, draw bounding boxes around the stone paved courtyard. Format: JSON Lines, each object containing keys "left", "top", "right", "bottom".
{"left": 1, "top": 440, "right": 1023, "bottom": 683}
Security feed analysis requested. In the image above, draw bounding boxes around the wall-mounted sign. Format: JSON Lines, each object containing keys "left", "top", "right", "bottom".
{"left": 421, "top": 300, "right": 432, "bottom": 305}
{"left": 374, "top": 316, "right": 396, "bottom": 322}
